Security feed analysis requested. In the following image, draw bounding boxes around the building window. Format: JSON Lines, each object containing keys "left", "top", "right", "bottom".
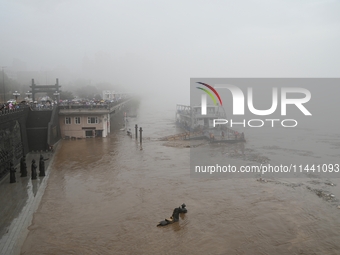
{"left": 65, "top": 117, "right": 71, "bottom": 124}
{"left": 75, "top": 117, "right": 81, "bottom": 124}
{"left": 87, "top": 117, "right": 98, "bottom": 124}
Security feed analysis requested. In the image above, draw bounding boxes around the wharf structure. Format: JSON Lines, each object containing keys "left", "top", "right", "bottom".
{"left": 175, "top": 104, "right": 245, "bottom": 143}
{"left": 0, "top": 98, "right": 131, "bottom": 181}
{"left": 0, "top": 78, "right": 133, "bottom": 181}
{"left": 175, "top": 104, "right": 226, "bottom": 131}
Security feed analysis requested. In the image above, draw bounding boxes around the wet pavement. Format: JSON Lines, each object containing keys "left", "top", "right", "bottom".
{"left": 0, "top": 150, "right": 56, "bottom": 255}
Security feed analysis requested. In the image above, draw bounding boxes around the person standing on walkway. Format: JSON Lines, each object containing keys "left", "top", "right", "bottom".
{"left": 31, "top": 159, "right": 37, "bottom": 180}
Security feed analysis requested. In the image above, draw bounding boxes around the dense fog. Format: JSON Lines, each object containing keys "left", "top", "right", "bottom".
{"left": 1, "top": 0, "right": 339, "bottom": 104}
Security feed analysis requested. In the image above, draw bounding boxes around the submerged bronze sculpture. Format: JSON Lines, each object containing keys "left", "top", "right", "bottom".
{"left": 179, "top": 203, "right": 187, "bottom": 213}
{"left": 157, "top": 207, "right": 180, "bottom": 227}
{"left": 157, "top": 204, "right": 187, "bottom": 227}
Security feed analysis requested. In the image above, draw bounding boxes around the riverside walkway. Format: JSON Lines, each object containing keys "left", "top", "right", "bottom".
{"left": 0, "top": 150, "right": 56, "bottom": 255}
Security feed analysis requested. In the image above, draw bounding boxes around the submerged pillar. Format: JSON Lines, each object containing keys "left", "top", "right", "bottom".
{"left": 139, "top": 127, "right": 143, "bottom": 150}
{"left": 135, "top": 124, "right": 138, "bottom": 140}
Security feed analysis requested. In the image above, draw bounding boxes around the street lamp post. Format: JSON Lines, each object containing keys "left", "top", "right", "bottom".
{"left": 53, "top": 91, "right": 60, "bottom": 105}
{"left": 25, "top": 91, "right": 32, "bottom": 102}
{"left": 2, "top": 66, "right": 6, "bottom": 103}
{"left": 13, "top": 91, "right": 20, "bottom": 102}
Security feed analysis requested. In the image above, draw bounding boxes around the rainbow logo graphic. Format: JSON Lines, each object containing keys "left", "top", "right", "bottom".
{"left": 196, "top": 82, "right": 223, "bottom": 106}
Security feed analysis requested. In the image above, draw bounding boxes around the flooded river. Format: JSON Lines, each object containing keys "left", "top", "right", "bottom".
{"left": 20, "top": 98, "right": 340, "bottom": 255}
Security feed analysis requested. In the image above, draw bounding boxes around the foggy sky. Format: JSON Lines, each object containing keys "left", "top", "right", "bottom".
{"left": 1, "top": 0, "right": 340, "bottom": 104}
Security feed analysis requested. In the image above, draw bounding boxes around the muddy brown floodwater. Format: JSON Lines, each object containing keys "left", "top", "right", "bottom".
{"left": 21, "top": 99, "right": 340, "bottom": 255}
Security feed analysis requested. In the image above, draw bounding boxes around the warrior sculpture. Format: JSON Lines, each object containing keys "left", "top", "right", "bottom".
{"left": 31, "top": 159, "right": 37, "bottom": 180}
{"left": 9, "top": 162, "right": 16, "bottom": 183}
{"left": 39, "top": 154, "right": 49, "bottom": 177}
{"left": 20, "top": 156, "right": 27, "bottom": 177}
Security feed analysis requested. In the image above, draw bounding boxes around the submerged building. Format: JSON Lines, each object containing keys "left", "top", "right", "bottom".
{"left": 58, "top": 100, "right": 130, "bottom": 139}
{"left": 58, "top": 106, "right": 111, "bottom": 138}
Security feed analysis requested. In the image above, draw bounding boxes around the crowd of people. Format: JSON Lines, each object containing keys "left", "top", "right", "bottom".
{"left": 58, "top": 95, "right": 131, "bottom": 109}
{"left": 0, "top": 101, "right": 23, "bottom": 111}
{"left": 1, "top": 93, "right": 131, "bottom": 111}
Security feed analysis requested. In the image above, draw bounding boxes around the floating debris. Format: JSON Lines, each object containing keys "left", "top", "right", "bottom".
{"left": 306, "top": 186, "right": 338, "bottom": 202}
{"left": 163, "top": 140, "right": 207, "bottom": 148}
{"left": 324, "top": 181, "right": 336, "bottom": 186}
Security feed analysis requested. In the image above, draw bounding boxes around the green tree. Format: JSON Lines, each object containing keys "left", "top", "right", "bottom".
{"left": 94, "top": 94, "right": 102, "bottom": 100}
{"left": 1, "top": 71, "right": 21, "bottom": 102}
{"left": 75, "top": 85, "right": 99, "bottom": 100}
{"left": 60, "top": 91, "right": 74, "bottom": 100}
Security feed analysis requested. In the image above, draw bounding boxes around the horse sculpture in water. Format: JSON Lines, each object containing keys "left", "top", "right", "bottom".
{"left": 157, "top": 204, "right": 187, "bottom": 227}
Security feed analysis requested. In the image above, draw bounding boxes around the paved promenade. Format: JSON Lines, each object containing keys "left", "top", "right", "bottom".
{"left": 0, "top": 149, "right": 57, "bottom": 255}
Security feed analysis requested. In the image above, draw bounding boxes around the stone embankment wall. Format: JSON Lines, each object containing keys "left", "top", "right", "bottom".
{"left": 0, "top": 106, "right": 61, "bottom": 181}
